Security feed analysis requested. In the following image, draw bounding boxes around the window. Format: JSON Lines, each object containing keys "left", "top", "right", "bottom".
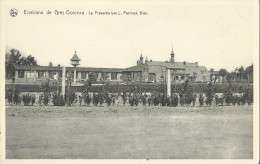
{"left": 76, "top": 72, "right": 81, "bottom": 79}
{"left": 92, "top": 72, "right": 98, "bottom": 77}
{"left": 18, "top": 71, "right": 24, "bottom": 78}
{"left": 38, "top": 71, "right": 44, "bottom": 79}
{"left": 111, "top": 73, "right": 117, "bottom": 80}
{"left": 81, "top": 72, "right": 86, "bottom": 79}
{"left": 49, "top": 71, "right": 56, "bottom": 79}
{"left": 26, "top": 71, "right": 35, "bottom": 78}
{"left": 101, "top": 73, "right": 109, "bottom": 80}
{"left": 148, "top": 73, "right": 156, "bottom": 81}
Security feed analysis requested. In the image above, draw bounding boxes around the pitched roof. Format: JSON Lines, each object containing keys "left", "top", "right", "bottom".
{"left": 14, "top": 65, "right": 123, "bottom": 72}
{"left": 209, "top": 71, "right": 219, "bottom": 75}
{"left": 70, "top": 53, "right": 80, "bottom": 61}
{"left": 147, "top": 61, "right": 185, "bottom": 70}
{"left": 175, "top": 70, "right": 191, "bottom": 75}
{"left": 14, "top": 65, "right": 62, "bottom": 71}
{"left": 66, "top": 67, "right": 123, "bottom": 72}
{"left": 123, "top": 65, "right": 143, "bottom": 72}
{"left": 173, "top": 62, "right": 198, "bottom": 67}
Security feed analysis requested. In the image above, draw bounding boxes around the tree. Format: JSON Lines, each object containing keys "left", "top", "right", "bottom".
{"left": 27, "top": 55, "right": 38, "bottom": 66}
{"left": 85, "top": 72, "right": 97, "bottom": 89}
{"left": 5, "top": 49, "right": 22, "bottom": 78}
{"left": 238, "top": 66, "right": 245, "bottom": 80}
{"left": 245, "top": 64, "right": 253, "bottom": 82}
{"left": 226, "top": 72, "right": 233, "bottom": 83}
{"left": 49, "top": 62, "right": 53, "bottom": 67}
{"left": 5, "top": 49, "right": 38, "bottom": 78}
{"left": 218, "top": 68, "right": 228, "bottom": 83}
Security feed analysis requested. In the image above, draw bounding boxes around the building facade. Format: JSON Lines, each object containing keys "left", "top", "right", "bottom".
{"left": 13, "top": 65, "right": 123, "bottom": 84}
{"left": 122, "top": 50, "right": 210, "bottom": 83}
{"left": 10, "top": 50, "right": 211, "bottom": 84}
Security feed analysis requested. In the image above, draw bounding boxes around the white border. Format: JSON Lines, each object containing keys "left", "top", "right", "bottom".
{"left": 0, "top": 0, "right": 259, "bottom": 164}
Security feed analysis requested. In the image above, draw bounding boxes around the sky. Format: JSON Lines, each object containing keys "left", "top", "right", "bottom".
{"left": 4, "top": 1, "right": 258, "bottom": 72}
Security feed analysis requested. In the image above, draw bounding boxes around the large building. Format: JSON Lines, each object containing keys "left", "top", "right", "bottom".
{"left": 122, "top": 49, "right": 210, "bottom": 83}
{"left": 10, "top": 50, "right": 211, "bottom": 84}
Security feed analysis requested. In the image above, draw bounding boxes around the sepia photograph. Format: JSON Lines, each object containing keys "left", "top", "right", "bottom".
{"left": 1, "top": 0, "right": 259, "bottom": 163}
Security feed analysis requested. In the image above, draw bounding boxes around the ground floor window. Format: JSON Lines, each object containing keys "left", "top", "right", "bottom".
{"left": 26, "top": 71, "right": 35, "bottom": 78}
{"left": 81, "top": 72, "right": 87, "bottom": 79}
{"left": 49, "top": 71, "right": 56, "bottom": 79}
{"left": 148, "top": 73, "right": 156, "bottom": 81}
{"left": 101, "top": 73, "right": 109, "bottom": 80}
{"left": 111, "top": 73, "right": 117, "bottom": 80}
{"left": 18, "top": 71, "right": 24, "bottom": 78}
{"left": 127, "top": 72, "right": 131, "bottom": 78}
{"left": 38, "top": 71, "right": 44, "bottom": 79}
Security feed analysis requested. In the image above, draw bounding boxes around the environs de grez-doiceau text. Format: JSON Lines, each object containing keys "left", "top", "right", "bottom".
{"left": 23, "top": 9, "right": 149, "bottom": 16}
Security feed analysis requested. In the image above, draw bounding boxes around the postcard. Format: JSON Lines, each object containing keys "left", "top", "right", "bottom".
{"left": 1, "top": 0, "right": 259, "bottom": 164}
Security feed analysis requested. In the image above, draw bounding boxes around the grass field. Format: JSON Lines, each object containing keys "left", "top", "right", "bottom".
{"left": 6, "top": 105, "right": 253, "bottom": 159}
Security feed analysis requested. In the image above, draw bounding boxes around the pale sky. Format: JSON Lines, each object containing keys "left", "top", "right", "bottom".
{"left": 5, "top": 1, "right": 258, "bottom": 72}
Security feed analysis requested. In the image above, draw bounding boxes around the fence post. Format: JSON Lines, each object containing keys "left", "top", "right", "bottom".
{"left": 167, "top": 69, "right": 171, "bottom": 97}
{"left": 62, "top": 67, "right": 66, "bottom": 96}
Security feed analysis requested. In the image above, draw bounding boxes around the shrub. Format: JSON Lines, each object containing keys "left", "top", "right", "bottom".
{"left": 65, "top": 91, "right": 77, "bottom": 106}
{"left": 98, "top": 92, "right": 105, "bottom": 106}
{"left": 106, "top": 94, "right": 112, "bottom": 107}
{"left": 243, "top": 85, "right": 253, "bottom": 105}
{"left": 38, "top": 93, "right": 43, "bottom": 105}
{"left": 224, "top": 82, "right": 233, "bottom": 106}
{"left": 199, "top": 93, "right": 204, "bottom": 106}
{"left": 41, "top": 80, "right": 51, "bottom": 106}
{"left": 31, "top": 94, "right": 36, "bottom": 106}
{"left": 52, "top": 92, "right": 66, "bottom": 106}
{"left": 6, "top": 86, "right": 21, "bottom": 105}
{"left": 22, "top": 93, "right": 35, "bottom": 106}
{"left": 82, "top": 91, "right": 91, "bottom": 106}
{"left": 205, "top": 82, "right": 215, "bottom": 106}
{"left": 179, "top": 80, "right": 194, "bottom": 106}
{"left": 6, "top": 87, "right": 14, "bottom": 105}
{"left": 43, "top": 92, "right": 50, "bottom": 105}
{"left": 93, "top": 93, "right": 99, "bottom": 106}
{"left": 78, "top": 94, "right": 83, "bottom": 106}
{"left": 172, "top": 94, "right": 178, "bottom": 107}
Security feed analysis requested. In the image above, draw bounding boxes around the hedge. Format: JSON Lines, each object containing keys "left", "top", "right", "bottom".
{"left": 5, "top": 82, "right": 253, "bottom": 93}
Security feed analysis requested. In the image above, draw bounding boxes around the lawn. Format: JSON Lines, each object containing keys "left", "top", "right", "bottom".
{"left": 6, "top": 105, "right": 253, "bottom": 159}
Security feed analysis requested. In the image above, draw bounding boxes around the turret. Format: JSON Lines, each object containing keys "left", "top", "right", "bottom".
{"left": 170, "top": 46, "right": 175, "bottom": 63}
{"left": 140, "top": 54, "right": 143, "bottom": 64}
{"left": 70, "top": 51, "right": 80, "bottom": 67}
